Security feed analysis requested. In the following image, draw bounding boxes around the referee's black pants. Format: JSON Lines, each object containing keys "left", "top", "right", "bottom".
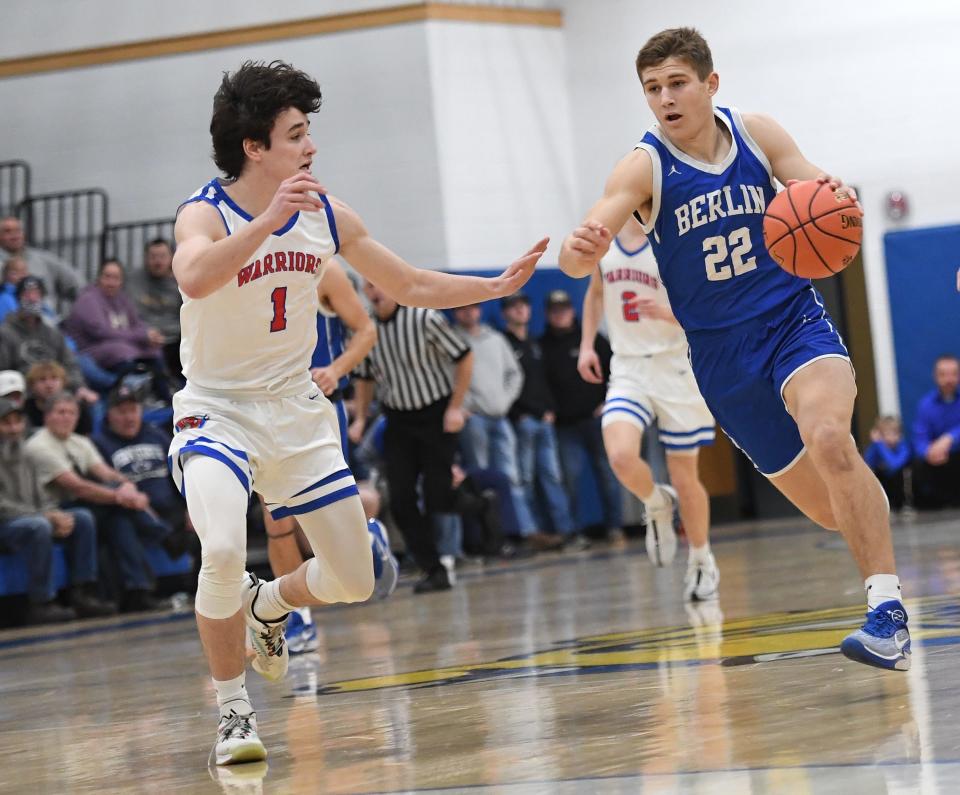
{"left": 384, "top": 397, "right": 457, "bottom": 574}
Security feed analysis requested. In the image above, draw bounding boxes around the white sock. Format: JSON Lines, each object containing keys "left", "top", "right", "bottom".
{"left": 865, "top": 574, "right": 902, "bottom": 610}
{"left": 213, "top": 673, "right": 252, "bottom": 717}
{"left": 253, "top": 577, "right": 296, "bottom": 622}
{"left": 296, "top": 606, "right": 313, "bottom": 625}
{"left": 641, "top": 484, "right": 665, "bottom": 509}
{"left": 688, "top": 543, "right": 712, "bottom": 565}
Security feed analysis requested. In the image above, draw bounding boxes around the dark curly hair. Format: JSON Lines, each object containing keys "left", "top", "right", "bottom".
{"left": 210, "top": 61, "right": 323, "bottom": 180}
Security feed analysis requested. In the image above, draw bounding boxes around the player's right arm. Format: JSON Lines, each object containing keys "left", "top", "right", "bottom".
{"left": 173, "top": 173, "right": 325, "bottom": 299}
{"left": 577, "top": 268, "right": 605, "bottom": 384}
{"left": 559, "top": 149, "right": 653, "bottom": 279}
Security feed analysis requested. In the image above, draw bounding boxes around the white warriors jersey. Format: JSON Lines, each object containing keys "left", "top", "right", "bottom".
{"left": 177, "top": 178, "right": 338, "bottom": 395}
{"left": 599, "top": 236, "right": 688, "bottom": 357}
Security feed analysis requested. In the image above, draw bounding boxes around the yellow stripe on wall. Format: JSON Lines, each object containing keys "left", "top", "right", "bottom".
{"left": 0, "top": 3, "right": 563, "bottom": 79}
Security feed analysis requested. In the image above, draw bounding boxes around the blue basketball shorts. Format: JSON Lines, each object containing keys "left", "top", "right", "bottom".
{"left": 686, "top": 288, "right": 850, "bottom": 476}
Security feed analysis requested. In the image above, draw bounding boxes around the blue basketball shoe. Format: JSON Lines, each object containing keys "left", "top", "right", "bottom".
{"left": 840, "top": 600, "right": 911, "bottom": 671}
{"left": 369, "top": 519, "right": 399, "bottom": 600}
{"left": 285, "top": 609, "right": 318, "bottom": 655}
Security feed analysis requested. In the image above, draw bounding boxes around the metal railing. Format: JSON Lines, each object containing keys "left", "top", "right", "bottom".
{"left": 0, "top": 160, "right": 31, "bottom": 217}
{"left": 17, "top": 188, "right": 109, "bottom": 283}
{"left": 102, "top": 217, "right": 176, "bottom": 272}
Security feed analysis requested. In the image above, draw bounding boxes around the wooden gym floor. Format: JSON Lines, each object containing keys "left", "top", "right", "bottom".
{"left": 2, "top": 511, "right": 959, "bottom": 794}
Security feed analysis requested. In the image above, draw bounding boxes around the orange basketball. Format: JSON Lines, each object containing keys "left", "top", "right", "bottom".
{"left": 762, "top": 180, "right": 863, "bottom": 279}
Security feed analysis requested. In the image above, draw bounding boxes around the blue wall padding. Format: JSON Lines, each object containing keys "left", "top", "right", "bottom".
{"left": 883, "top": 225, "right": 960, "bottom": 434}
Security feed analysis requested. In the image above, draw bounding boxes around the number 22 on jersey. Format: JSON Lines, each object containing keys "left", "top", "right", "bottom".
{"left": 702, "top": 226, "right": 757, "bottom": 282}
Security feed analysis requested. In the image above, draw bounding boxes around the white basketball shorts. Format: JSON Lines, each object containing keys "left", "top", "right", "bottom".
{"left": 167, "top": 382, "right": 357, "bottom": 518}
{"left": 601, "top": 349, "right": 715, "bottom": 452}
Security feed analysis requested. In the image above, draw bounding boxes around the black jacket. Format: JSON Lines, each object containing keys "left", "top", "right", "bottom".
{"left": 504, "top": 330, "right": 556, "bottom": 421}
{"left": 539, "top": 323, "right": 611, "bottom": 425}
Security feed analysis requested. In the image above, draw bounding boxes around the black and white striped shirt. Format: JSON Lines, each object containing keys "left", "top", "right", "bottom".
{"left": 357, "top": 306, "right": 470, "bottom": 411}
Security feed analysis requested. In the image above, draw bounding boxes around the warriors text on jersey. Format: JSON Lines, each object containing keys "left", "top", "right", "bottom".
{"left": 177, "top": 179, "right": 339, "bottom": 395}
{"left": 598, "top": 236, "right": 687, "bottom": 357}
{"left": 635, "top": 107, "right": 807, "bottom": 332}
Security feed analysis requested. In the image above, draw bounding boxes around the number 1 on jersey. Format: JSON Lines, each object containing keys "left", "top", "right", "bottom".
{"left": 270, "top": 286, "right": 288, "bottom": 332}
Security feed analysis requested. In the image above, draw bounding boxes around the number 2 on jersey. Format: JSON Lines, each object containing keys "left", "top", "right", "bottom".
{"left": 621, "top": 291, "right": 640, "bottom": 322}
{"left": 702, "top": 226, "right": 757, "bottom": 281}
{"left": 270, "top": 286, "right": 288, "bottom": 332}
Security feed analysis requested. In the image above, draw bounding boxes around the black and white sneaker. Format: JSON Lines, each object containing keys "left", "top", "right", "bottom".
{"left": 241, "top": 573, "right": 289, "bottom": 682}
{"left": 211, "top": 709, "right": 267, "bottom": 766}
{"left": 644, "top": 485, "right": 678, "bottom": 566}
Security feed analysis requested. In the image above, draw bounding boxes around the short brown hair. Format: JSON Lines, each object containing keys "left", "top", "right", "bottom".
{"left": 25, "top": 361, "right": 67, "bottom": 389}
{"left": 636, "top": 27, "right": 713, "bottom": 82}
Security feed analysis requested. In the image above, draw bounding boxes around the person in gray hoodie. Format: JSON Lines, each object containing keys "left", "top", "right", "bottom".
{"left": 453, "top": 304, "right": 561, "bottom": 551}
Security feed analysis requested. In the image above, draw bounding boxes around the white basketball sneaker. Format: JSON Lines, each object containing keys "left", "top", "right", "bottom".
{"left": 241, "top": 573, "right": 289, "bottom": 682}
{"left": 211, "top": 709, "right": 267, "bottom": 766}
{"left": 683, "top": 552, "right": 720, "bottom": 602}
{"left": 644, "top": 485, "right": 678, "bottom": 566}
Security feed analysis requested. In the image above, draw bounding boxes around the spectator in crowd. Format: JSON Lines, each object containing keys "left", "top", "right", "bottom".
{"left": 540, "top": 289, "right": 623, "bottom": 537}
{"left": 0, "top": 369, "right": 25, "bottom": 407}
{"left": 0, "top": 277, "right": 99, "bottom": 407}
{"left": 126, "top": 239, "right": 183, "bottom": 380}
{"left": 63, "top": 259, "right": 171, "bottom": 403}
{"left": 93, "top": 379, "right": 193, "bottom": 560}
{"left": 23, "top": 362, "right": 96, "bottom": 434}
{"left": 25, "top": 391, "right": 170, "bottom": 611}
{"left": 864, "top": 416, "right": 912, "bottom": 512}
{"left": 0, "top": 397, "right": 115, "bottom": 623}
{"left": 453, "top": 303, "right": 560, "bottom": 552}
{"left": 0, "top": 216, "right": 82, "bottom": 312}
{"left": 501, "top": 292, "right": 583, "bottom": 548}
{"left": 351, "top": 281, "right": 471, "bottom": 593}
{"left": 0, "top": 256, "right": 28, "bottom": 323}
{"left": 912, "top": 354, "right": 960, "bottom": 509}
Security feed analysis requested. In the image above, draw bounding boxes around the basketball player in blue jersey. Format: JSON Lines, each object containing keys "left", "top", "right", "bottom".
{"left": 260, "top": 259, "right": 397, "bottom": 656}
{"left": 559, "top": 28, "right": 909, "bottom": 672}
{"left": 171, "top": 61, "right": 548, "bottom": 765}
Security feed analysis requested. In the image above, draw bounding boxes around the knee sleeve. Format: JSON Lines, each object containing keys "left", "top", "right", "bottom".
{"left": 298, "top": 498, "right": 375, "bottom": 604}
{"left": 184, "top": 455, "right": 250, "bottom": 619}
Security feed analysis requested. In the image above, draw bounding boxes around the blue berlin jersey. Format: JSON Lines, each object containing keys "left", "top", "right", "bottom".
{"left": 310, "top": 306, "right": 348, "bottom": 391}
{"left": 636, "top": 107, "right": 808, "bottom": 332}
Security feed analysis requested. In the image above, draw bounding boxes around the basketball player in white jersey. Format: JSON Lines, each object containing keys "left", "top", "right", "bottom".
{"left": 578, "top": 216, "right": 718, "bottom": 600}
{"left": 170, "top": 61, "right": 548, "bottom": 765}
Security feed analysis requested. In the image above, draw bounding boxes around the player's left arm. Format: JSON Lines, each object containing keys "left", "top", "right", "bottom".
{"left": 329, "top": 196, "right": 548, "bottom": 308}
{"left": 313, "top": 261, "right": 377, "bottom": 395}
{"left": 743, "top": 113, "right": 859, "bottom": 205}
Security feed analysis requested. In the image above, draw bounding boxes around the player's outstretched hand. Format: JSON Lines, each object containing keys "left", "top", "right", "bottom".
{"left": 493, "top": 238, "right": 549, "bottom": 297}
{"left": 566, "top": 221, "right": 612, "bottom": 264}
{"left": 261, "top": 172, "right": 327, "bottom": 229}
{"left": 577, "top": 347, "right": 603, "bottom": 384}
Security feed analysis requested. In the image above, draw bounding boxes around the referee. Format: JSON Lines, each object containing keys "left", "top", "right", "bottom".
{"left": 350, "top": 280, "right": 473, "bottom": 593}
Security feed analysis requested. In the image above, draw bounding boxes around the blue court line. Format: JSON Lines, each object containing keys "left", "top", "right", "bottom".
{"left": 0, "top": 611, "right": 194, "bottom": 652}
{"left": 346, "top": 759, "right": 960, "bottom": 795}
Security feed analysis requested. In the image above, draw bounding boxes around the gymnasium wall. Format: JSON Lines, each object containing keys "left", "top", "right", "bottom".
{"left": 3, "top": 0, "right": 959, "bottom": 414}
{"left": 0, "top": 2, "right": 575, "bottom": 271}
{"left": 559, "top": 0, "right": 960, "bottom": 414}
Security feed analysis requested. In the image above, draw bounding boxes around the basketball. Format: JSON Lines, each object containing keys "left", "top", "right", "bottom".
{"left": 762, "top": 180, "right": 863, "bottom": 278}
